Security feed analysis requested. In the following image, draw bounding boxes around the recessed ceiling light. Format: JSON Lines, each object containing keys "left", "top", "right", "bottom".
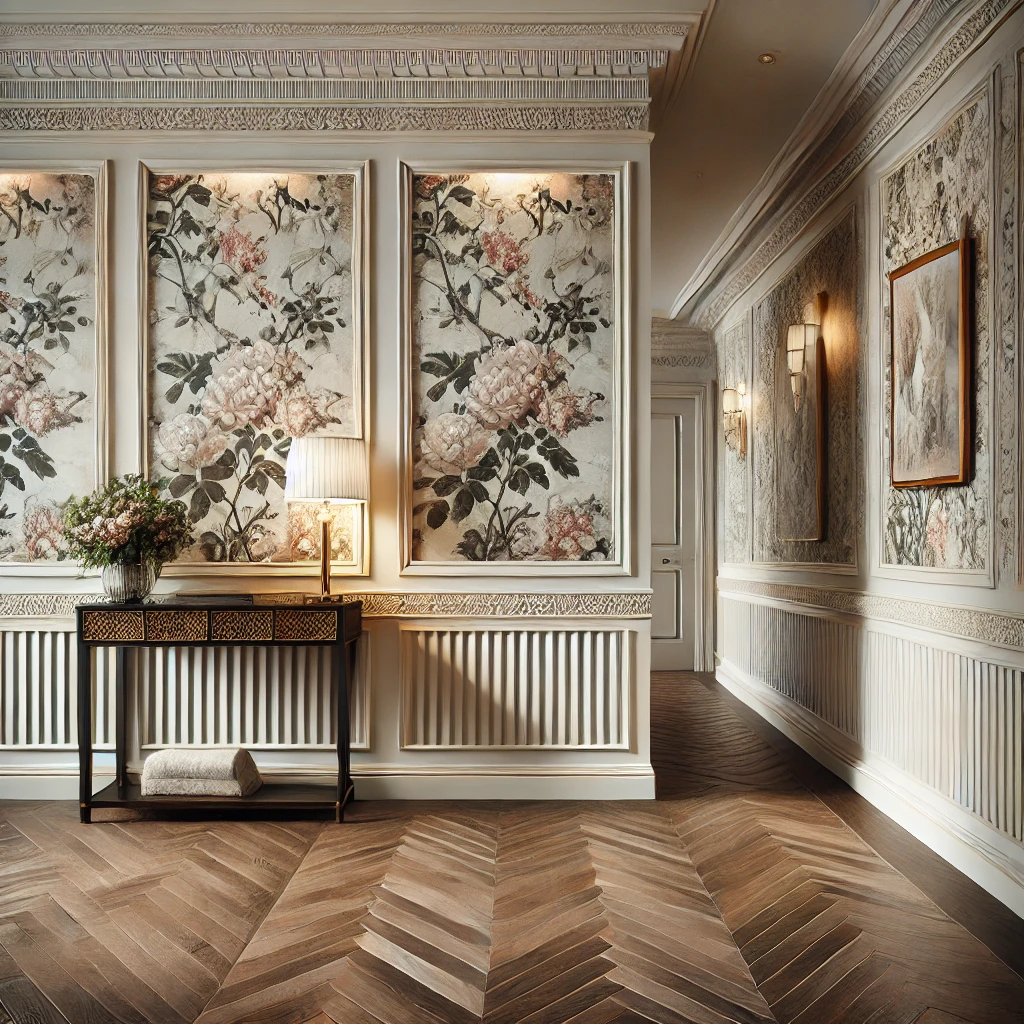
{"left": 758, "top": 53, "right": 777, "bottom": 65}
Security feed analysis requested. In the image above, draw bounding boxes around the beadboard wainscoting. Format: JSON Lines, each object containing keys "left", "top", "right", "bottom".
{"left": 400, "top": 626, "right": 632, "bottom": 750}
{"left": 717, "top": 588, "right": 1024, "bottom": 916}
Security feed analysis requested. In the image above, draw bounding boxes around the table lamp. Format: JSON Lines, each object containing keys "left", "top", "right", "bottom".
{"left": 284, "top": 436, "right": 369, "bottom": 601}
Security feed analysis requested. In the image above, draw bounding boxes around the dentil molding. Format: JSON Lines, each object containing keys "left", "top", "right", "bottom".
{"left": 719, "top": 576, "right": 1024, "bottom": 653}
{"left": 0, "top": 591, "right": 653, "bottom": 621}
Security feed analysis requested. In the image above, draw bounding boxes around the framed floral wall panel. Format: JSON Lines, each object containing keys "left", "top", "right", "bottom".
{"left": 401, "top": 164, "right": 630, "bottom": 575}
{"left": 141, "top": 163, "right": 367, "bottom": 574}
{"left": 0, "top": 164, "right": 107, "bottom": 573}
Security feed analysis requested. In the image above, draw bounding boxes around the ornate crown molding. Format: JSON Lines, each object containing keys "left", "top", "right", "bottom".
{"left": 719, "top": 577, "right": 1024, "bottom": 653}
{"left": 672, "top": 0, "right": 1017, "bottom": 327}
{"left": 0, "top": 591, "right": 653, "bottom": 620}
{"left": 0, "top": 17, "right": 698, "bottom": 132}
{"left": 650, "top": 317, "right": 716, "bottom": 370}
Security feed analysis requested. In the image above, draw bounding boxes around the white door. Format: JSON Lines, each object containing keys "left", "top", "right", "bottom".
{"left": 651, "top": 397, "right": 697, "bottom": 670}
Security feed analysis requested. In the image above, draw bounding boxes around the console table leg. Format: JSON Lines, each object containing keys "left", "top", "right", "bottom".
{"left": 115, "top": 646, "right": 127, "bottom": 796}
{"left": 77, "top": 637, "right": 92, "bottom": 823}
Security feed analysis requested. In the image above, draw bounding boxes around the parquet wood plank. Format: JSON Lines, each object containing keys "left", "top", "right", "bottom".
{"left": 0, "top": 672, "right": 1021, "bottom": 1024}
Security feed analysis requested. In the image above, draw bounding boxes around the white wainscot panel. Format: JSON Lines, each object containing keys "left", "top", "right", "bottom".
{"left": 720, "top": 597, "right": 1024, "bottom": 846}
{"left": 1, "top": 629, "right": 115, "bottom": 749}
{"left": 0, "top": 625, "right": 369, "bottom": 754}
{"left": 401, "top": 627, "right": 633, "bottom": 750}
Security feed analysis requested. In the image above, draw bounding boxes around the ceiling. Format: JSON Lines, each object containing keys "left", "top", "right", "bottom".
{"left": 650, "top": 0, "right": 878, "bottom": 317}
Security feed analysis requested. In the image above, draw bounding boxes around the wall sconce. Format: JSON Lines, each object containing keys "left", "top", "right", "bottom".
{"left": 721, "top": 382, "right": 746, "bottom": 459}
{"left": 786, "top": 322, "right": 818, "bottom": 412}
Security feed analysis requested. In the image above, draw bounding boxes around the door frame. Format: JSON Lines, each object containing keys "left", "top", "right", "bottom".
{"left": 651, "top": 382, "right": 716, "bottom": 671}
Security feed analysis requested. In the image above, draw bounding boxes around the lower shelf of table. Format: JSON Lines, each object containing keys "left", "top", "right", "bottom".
{"left": 86, "top": 780, "right": 353, "bottom": 817}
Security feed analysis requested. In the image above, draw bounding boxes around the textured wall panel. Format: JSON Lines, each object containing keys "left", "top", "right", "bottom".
{"left": 401, "top": 628, "right": 631, "bottom": 749}
{"left": 722, "top": 595, "right": 1024, "bottom": 844}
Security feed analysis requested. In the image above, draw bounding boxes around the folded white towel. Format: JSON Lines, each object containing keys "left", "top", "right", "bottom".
{"left": 141, "top": 748, "right": 263, "bottom": 798}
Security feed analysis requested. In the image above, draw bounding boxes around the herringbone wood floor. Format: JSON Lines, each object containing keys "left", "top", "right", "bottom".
{"left": 0, "top": 673, "right": 1022, "bottom": 1024}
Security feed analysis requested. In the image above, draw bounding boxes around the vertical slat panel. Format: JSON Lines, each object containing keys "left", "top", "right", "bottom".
{"left": 399, "top": 627, "right": 632, "bottom": 750}
{"left": 718, "top": 594, "right": 1024, "bottom": 850}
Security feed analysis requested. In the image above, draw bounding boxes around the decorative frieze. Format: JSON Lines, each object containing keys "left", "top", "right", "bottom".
{"left": 0, "top": 591, "right": 653, "bottom": 621}
{"left": 0, "top": 103, "right": 649, "bottom": 132}
{"left": 650, "top": 319, "right": 715, "bottom": 371}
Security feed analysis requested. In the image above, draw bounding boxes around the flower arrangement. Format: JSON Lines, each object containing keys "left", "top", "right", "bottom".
{"left": 63, "top": 474, "right": 193, "bottom": 569}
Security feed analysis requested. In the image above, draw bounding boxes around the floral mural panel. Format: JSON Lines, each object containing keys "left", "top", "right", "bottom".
{"left": 0, "top": 170, "right": 100, "bottom": 565}
{"left": 145, "top": 169, "right": 361, "bottom": 566}
{"left": 408, "top": 170, "right": 621, "bottom": 566}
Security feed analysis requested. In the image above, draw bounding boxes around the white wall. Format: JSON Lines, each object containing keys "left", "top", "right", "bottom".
{"left": 709, "top": 11, "right": 1024, "bottom": 913}
{"left": 0, "top": 133, "right": 655, "bottom": 800}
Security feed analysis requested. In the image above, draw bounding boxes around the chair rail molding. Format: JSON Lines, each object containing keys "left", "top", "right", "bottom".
{"left": 0, "top": 592, "right": 653, "bottom": 624}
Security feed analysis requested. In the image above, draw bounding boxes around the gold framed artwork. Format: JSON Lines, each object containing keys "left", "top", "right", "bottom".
{"left": 139, "top": 162, "right": 368, "bottom": 576}
{"left": 399, "top": 163, "right": 631, "bottom": 576}
{"left": 0, "top": 163, "right": 109, "bottom": 573}
{"left": 888, "top": 236, "right": 970, "bottom": 489}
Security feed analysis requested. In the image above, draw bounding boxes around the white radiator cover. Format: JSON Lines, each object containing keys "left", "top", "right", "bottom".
{"left": 0, "top": 627, "right": 370, "bottom": 754}
{"left": 401, "top": 627, "right": 632, "bottom": 749}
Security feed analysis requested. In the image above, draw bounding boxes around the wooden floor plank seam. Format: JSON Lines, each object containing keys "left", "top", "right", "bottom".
{"left": 0, "top": 675, "right": 1022, "bottom": 1024}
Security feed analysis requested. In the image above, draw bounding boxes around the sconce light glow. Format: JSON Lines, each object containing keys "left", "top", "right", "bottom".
{"left": 786, "top": 322, "right": 817, "bottom": 412}
{"left": 721, "top": 382, "right": 747, "bottom": 459}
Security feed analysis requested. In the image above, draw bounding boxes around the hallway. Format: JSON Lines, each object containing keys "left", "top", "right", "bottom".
{"left": 0, "top": 673, "right": 1020, "bottom": 1024}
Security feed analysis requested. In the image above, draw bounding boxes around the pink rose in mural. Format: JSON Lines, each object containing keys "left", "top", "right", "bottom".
{"left": 147, "top": 172, "right": 358, "bottom": 563}
{"left": 23, "top": 502, "right": 67, "bottom": 561}
{"left": 157, "top": 413, "right": 228, "bottom": 471}
{"left": 421, "top": 412, "right": 491, "bottom": 475}
{"left": 466, "top": 340, "right": 560, "bottom": 430}
{"left": 411, "top": 172, "right": 616, "bottom": 563}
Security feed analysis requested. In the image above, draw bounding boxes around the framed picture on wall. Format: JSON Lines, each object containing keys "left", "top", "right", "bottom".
{"left": 888, "top": 236, "right": 970, "bottom": 488}
{"left": 0, "top": 163, "right": 109, "bottom": 573}
{"left": 399, "top": 163, "right": 631, "bottom": 575}
{"left": 139, "top": 162, "right": 368, "bottom": 575}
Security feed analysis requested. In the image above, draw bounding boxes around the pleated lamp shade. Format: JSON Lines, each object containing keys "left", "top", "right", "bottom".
{"left": 284, "top": 436, "right": 369, "bottom": 504}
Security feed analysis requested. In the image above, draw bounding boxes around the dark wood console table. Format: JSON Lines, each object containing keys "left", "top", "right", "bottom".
{"left": 76, "top": 596, "right": 362, "bottom": 823}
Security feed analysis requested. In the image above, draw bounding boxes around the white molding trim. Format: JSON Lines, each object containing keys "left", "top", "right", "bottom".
{"left": 0, "top": 762, "right": 656, "bottom": 801}
{"left": 397, "top": 159, "right": 634, "bottom": 577}
{"left": 135, "top": 159, "right": 371, "bottom": 578}
{"left": 716, "top": 658, "right": 1024, "bottom": 918}
{"left": 718, "top": 576, "right": 1024, "bottom": 655}
{"left": 0, "top": 591, "right": 654, "bottom": 624}
{"left": 0, "top": 159, "right": 110, "bottom": 577}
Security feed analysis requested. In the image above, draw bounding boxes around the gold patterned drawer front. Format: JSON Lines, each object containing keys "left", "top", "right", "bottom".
{"left": 82, "top": 610, "right": 145, "bottom": 642}
{"left": 145, "top": 610, "right": 209, "bottom": 642}
{"left": 212, "top": 610, "right": 274, "bottom": 642}
{"left": 274, "top": 609, "right": 337, "bottom": 641}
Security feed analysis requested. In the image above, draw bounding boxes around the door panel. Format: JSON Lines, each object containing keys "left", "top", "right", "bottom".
{"left": 651, "top": 398, "right": 697, "bottom": 670}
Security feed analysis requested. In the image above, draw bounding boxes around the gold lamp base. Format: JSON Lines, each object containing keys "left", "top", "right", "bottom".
{"left": 318, "top": 503, "right": 332, "bottom": 601}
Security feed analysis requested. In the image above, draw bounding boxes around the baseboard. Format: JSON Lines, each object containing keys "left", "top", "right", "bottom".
{"left": 0, "top": 764, "right": 657, "bottom": 802}
{"left": 716, "top": 660, "right": 1024, "bottom": 919}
